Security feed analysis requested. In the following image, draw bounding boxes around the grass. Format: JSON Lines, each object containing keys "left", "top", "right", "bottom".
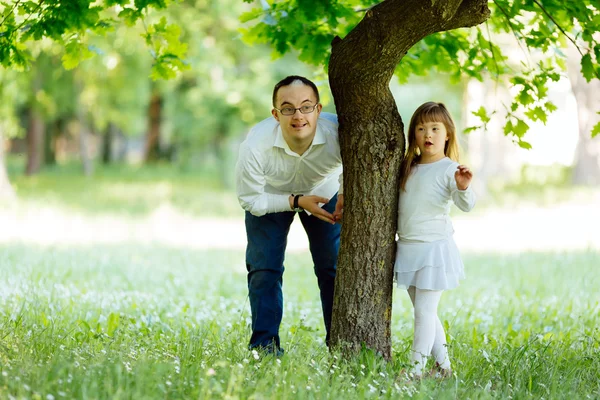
{"left": 6, "top": 157, "right": 240, "bottom": 218}
{"left": 1, "top": 159, "right": 599, "bottom": 398}
{"left": 6, "top": 156, "right": 599, "bottom": 219}
{"left": 0, "top": 245, "right": 598, "bottom": 399}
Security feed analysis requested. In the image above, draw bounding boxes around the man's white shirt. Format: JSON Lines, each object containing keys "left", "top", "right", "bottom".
{"left": 236, "top": 112, "right": 342, "bottom": 216}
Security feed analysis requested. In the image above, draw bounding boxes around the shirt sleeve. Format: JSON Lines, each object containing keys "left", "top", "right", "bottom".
{"left": 235, "top": 142, "right": 291, "bottom": 216}
{"left": 445, "top": 162, "right": 476, "bottom": 212}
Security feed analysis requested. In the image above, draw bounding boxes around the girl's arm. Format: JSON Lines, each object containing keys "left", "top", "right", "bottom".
{"left": 448, "top": 164, "right": 476, "bottom": 212}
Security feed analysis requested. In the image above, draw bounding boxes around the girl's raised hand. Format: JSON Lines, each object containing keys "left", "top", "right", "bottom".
{"left": 455, "top": 165, "right": 473, "bottom": 190}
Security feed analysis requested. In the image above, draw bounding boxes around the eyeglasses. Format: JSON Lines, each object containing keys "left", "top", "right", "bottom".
{"left": 274, "top": 104, "right": 319, "bottom": 116}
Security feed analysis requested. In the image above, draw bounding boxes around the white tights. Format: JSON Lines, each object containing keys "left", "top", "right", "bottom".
{"left": 407, "top": 286, "right": 450, "bottom": 376}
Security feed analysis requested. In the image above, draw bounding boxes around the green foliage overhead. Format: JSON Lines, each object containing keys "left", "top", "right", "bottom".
{"left": 240, "top": 0, "right": 600, "bottom": 139}
{"left": 0, "top": 0, "right": 187, "bottom": 79}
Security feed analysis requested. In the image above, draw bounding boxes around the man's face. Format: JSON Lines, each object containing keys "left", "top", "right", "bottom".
{"left": 272, "top": 84, "right": 322, "bottom": 144}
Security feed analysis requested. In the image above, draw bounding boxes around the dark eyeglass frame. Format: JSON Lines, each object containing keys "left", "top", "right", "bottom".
{"left": 274, "top": 104, "right": 319, "bottom": 116}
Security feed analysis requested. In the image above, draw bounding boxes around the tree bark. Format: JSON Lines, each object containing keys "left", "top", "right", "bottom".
{"left": 567, "top": 44, "right": 600, "bottom": 186}
{"left": 145, "top": 90, "right": 163, "bottom": 163}
{"left": 329, "top": 0, "right": 489, "bottom": 359}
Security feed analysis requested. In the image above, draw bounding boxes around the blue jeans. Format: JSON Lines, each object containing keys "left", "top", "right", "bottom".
{"left": 245, "top": 193, "right": 340, "bottom": 350}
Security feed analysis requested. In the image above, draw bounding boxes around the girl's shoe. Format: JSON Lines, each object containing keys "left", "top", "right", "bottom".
{"left": 429, "top": 362, "right": 452, "bottom": 379}
{"left": 396, "top": 368, "right": 422, "bottom": 382}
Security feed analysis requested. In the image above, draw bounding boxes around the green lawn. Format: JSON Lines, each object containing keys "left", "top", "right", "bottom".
{"left": 6, "top": 158, "right": 240, "bottom": 218}
{"left": 1, "top": 245, "right": 598, "bottom": 399}
{"left": 2, "top": 160, "right": 599, "bottom": 398}
{"left": 6, "top": 157, "right": 598, "bottom": 219}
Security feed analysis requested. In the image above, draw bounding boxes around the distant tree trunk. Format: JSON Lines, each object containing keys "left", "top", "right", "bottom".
{"left": 44, "top": 119, "right": 61, "bottom": 166}
{"left": 213, "top": 120, "right": 228, "bottom": 187}
{"left": 0, "top": 135, "right": 16, "bottom": 200}
{"left": 25, "top": 57, "right": 46, "bottom": 176}
{"left": 328, "top": 0, "right": 489, "bottom": 358}
{"left": 102, "top": 122, "right": 117, "bottom": 164}
{"left": 145, "top": 89, "right": 163, "bottom": 162}
{"left": 567, "top": 44, "right": 600, "bottom": 185}
{"left": 25, "top": 105, "right": 45, "bottom": 175}
{"left": 76, "top": 87, "right": 93, "bottom": 176}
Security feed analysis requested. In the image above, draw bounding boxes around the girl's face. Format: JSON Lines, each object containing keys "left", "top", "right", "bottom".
{"left": 414, "top": 121, "right": 448, "bottom": 163}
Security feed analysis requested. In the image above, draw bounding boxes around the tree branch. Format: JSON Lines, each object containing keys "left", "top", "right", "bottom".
{"left": 330, "top": 0, "right": 490, "bottom": 89}
{"left": 442, "top": 0, "right": 490, "bottom": 31}
{"left": 0, "top": 0, "right": 22, "bottom": 29}
{"left": 531, "top": 0, "right": 584, "bottom": 57}
{"left": 492, "top": 0, "right": 531, "bottom": 63}
{"left": 10, "top": 0, "right": 45, "bottom": 39}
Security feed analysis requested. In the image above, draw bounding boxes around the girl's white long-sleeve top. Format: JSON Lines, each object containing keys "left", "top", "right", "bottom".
{"left": 398, "top": 157, "right": 476, "bottom": 243}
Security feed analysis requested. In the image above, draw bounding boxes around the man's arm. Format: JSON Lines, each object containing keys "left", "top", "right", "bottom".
{"left": 236, "top": 143, "right": 291, "bottom": 216}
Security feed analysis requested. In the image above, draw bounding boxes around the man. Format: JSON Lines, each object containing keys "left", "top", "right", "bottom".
{"left": 236, "top": 75, "right": 344, "bottom": 354}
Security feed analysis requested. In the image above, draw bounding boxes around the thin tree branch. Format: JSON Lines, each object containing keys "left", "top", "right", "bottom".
{"left": 485, "top": 22, "right": 500, "bottom": 78}
{"left": 0, "top": 0, "right": 22, "bottom": 29}
{"left": 10, "top": 0, "right": 45, "bottom": 39}
{"left": 492, "top": 0, "right": 531, "bottom": 67}
{"left": 531, "top": 0, "right": 584, "bottom": 57}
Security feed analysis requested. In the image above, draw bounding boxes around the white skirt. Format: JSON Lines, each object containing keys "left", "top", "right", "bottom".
{"left": 394, "top": 237, "right": 465, "bottom": 290}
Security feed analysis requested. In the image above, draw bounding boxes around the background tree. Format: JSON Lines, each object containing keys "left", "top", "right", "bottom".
{"left": 567, "top": 43, "right": 600, "bottom": 185}
{"left": 241, "top": 0, "right": 600, "bottom": 357}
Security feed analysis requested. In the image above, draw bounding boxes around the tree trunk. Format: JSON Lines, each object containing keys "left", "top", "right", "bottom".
{"left": 567, "top": 44, "right": 600, "bottom": 185}
{"left": 0, "top": 135, "right": 16, "bottom": 200}
{"left": 76, "top": 86, "right": 93, "bottom": 176}
{"left": 214, "top": 120, "right": 229, "bottom": 187}
{"left": 102, "top": 122, "right": 117, "bottom": 164}
{"left": 44, "top": 119, "right": 61, "bottom": 166}
{"left": 328, "top": 0, "right": 489, "bottom": 359}
{"left": 145, "top": 90, "right": 163, "bottom": 162}
{"left": 25, "top": 105, "right": 45, "bottom": 175}
{"left": 25, "top": 61, "right": 45, "bottom": 176}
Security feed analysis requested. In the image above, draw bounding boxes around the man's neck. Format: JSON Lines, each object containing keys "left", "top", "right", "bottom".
{"left": 284, "top": 135, "right": 314, "bottom": 156}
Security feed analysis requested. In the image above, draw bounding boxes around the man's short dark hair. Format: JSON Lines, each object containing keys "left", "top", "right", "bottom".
{"left": 272, "top": 75, "right": 320, "bottom": 107}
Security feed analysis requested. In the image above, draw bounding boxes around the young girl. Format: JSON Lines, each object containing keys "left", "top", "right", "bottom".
{"left": 395, "top": 102, "right": 475, "bottom": 379}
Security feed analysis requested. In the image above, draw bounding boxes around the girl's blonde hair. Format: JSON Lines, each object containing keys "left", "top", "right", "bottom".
{"left": 399, "top": 102, "right": 460, "bottom": 191}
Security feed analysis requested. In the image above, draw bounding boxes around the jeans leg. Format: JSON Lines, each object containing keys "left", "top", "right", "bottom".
{"left": 298, "top": 193, "right": 341, "bottom": 345}
{"left": 245, "top": 210, "right": 295, "bottom": 350}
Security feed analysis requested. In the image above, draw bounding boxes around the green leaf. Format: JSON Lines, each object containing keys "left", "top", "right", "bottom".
{"left": 517, "top": 140, "right": 532, "bottom": 150}
{"left": 545, "top": 101, "right": 557, "bottom": 112}
{"left": 240, "top": 9, "right": 263, "bottom": 23}
{"left": 518, "top": 89, "right": 534, "bottom": 105}
{"left": 525, "top": 106, "right": 547, "bottom": 124}
{"left": 118, "top": 8, "right": 142, "bottom": 27}
{"left": 472, "top": 106, "right": 490, "bottom": 123}
{"left": 62, "top": 40, "right": 94, "bottom": 69}
{"left": 581, "top": 53, "right": 595, "bottom": 82}
{"left": 107, "top": 312, "right": 120, "bottom": 337}
{"left": 514, "top": 118, "right": 530, "bottom": 137}
{"left": 592, "top": 120, "right": 600, "bottom": 138}
{"left": 463, "top": 125, "right": 480, "bottom": 134}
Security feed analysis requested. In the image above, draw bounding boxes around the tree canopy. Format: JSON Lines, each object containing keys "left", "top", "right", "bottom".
{"left": 241, "top": 0, "right": 600, "bottom": 141}
{"left": 0, "top": 0, "right": 188, "bottom": 79}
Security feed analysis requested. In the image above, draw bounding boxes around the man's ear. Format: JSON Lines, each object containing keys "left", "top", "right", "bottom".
{"left": 316, "top": 103, "right": 322, "bottom": 115}
{"left": 272, "top": 108, "right": 279, "bottom": 121}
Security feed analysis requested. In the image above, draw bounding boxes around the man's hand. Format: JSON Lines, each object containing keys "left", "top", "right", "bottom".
{"left": 297, "top": 195, "right": 335, "bottom": 224}
{"left": 333, "top": 194, "right": 344, "bottom": 223}
{"left": 455, "top": 165, "right": 473, "bottom": 190}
